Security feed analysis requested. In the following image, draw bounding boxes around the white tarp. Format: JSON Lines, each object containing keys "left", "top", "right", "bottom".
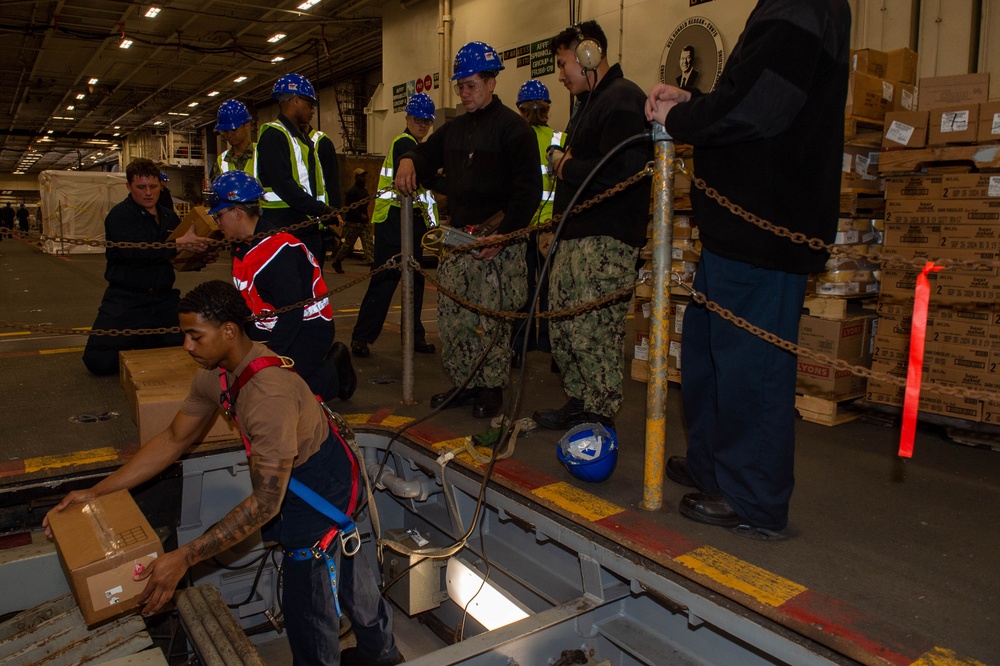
{"left": 38, "top": 170, "right": 128, "bottom": 255}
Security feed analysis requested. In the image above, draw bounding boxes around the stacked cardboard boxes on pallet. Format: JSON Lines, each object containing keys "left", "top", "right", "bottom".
{"left": 119, "top": 347, "right": 239, "bottom": 443}
{"left": 869, "top": 173, "right": 1000, "bottom": 423}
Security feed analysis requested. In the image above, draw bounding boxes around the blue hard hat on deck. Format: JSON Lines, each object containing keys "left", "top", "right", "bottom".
{"left": 208, "top": 170, "right": 265, "bottom": 215}
{"left": 556, "top": 423, "right": 618, "bottom": 483}
{"left": 451, "top": 41, "right": 504, "bottom": 80}
{"left": 272, "top": 73, "right": 316, "bottom": 102}
{"left": 405, "top": 93, "right": 436, "bottom": 120}
{"left": 517, "top": 80, "right": 550, "bottom": 105}
{"left": 215, "top": 99, "right": 252, "bottom": 131}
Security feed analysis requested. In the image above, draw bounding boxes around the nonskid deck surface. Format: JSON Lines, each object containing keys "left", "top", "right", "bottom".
{"left": 1, "top": 237, "right": 997, "bottom": 664}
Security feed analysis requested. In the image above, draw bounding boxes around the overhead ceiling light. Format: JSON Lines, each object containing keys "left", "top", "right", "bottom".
{"left": 298, "top": 0, "right": 320, "bottom": 8}
{"left": 145, "top": 6, "right": 161, "bottom": 18}
{"left": 167, "top": 112, "right": 190, "bottom": 116}
{"left": 76, "top": 93, "right": 86, "bottom": 99}
{"left": 268, "top": 33, "right": 287, "bottom": 43}
{"left": 187, "top": 102, "right": 199, "bottom": 107}
{"left": 153, "top": 120, "right": 163, "bottom": 125}
{"left": 120, "top": 39, "right": 133, "bottom": 49}
{"left": 53, "top": 116, "right": 72, "bottom": 120}
{"left": 66, "top": 105, "right": 75, "bottom": 110}
{"left": 46, "top": 130, "right": 53, "bottom": 134}
{"left": 88, "top": 77, "right": 99, "bottom": 85}
{"left": 271, "top": 56, "right": 285, "bottom": 63}
{"left": 207, "top": 91, "right": 220, "bottom": 97}
{"left": 114, "top": 125, "right": 121, "bottom": 129}
{"left": 233, "top": 76, "right": 247, "bottom": 83}
{"left": 113, "top": 132, "right": 120, "bottom": 137}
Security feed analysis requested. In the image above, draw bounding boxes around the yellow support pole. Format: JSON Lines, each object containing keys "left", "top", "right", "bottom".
{"left": 641, "top": 123, "right": 675, "bottom": 512}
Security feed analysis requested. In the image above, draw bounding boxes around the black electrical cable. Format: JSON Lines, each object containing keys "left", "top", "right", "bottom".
{"left": 227, "top": 545, "right": 277, "bottom": 609}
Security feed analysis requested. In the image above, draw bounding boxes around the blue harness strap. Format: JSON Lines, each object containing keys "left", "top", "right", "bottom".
{"left": 287, "top": 477, "right": 360, "bottom": 555}
{"left": 284, "top": 547, "right": 343, "bottom": 617}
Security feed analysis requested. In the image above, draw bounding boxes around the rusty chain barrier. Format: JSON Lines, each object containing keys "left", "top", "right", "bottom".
{"left": 4, "top": 158, "right": 999, "bottom": 406}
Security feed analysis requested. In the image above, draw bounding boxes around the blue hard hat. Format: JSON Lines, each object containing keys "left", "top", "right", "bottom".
{"left": 405, "top": 93, "right": 436, "bottom": 120}
{"left": 215, "top": 99, "right": 252, "bottom": 131}
{"left": 451, "top": 41, "right": 504, "bottom": 81}
{"left": 556, "top": 423, "right": 618, "bottom": 483}
{"left": 159, "top": 172, "right": 169, "bottom": 182}
{"left": 272, "top": 73, "right": 316, "bottom": 102}
{"left": 517, "top": 80, "right": 550, "bottom": 105}
{"left": 208, "top": 170, "right": 265, "bottom": 215}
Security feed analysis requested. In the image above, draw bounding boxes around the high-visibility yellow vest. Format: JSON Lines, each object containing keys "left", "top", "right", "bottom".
{"left": 256, "top": 122, "right": 326, "bottom": 208}
{"left": 216, "top": 144, "right": 256, "bottom": 176}
{"left": 532, "top": 125, "right": 564, "bottom": 226}
{"left": 373, "top": 133, "right": 438, "bottom": 228}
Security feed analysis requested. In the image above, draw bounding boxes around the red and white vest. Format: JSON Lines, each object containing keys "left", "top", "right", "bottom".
{"left": 232, "top": 233, "right": 333, "bottom": 333}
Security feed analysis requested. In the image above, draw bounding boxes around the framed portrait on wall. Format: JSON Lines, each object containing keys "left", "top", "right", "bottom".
{"left": 659, "top": 16, "right": 726, "bottom": 93}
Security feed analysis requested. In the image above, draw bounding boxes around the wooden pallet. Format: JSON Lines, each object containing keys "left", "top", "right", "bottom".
{"left": 878, "top": 143, "right": 1000, "bottom": 174}
{"left": 839, "top": 190, "right": 885, "bottom": 217}
{"left": 796, "top": 394, "right": 862, "bottom": 426}
{"left": 844, "top": 115, "right": 885, "bottom": 148}
{"left": 802, "top": 294, "right": 877, "bottom": 320}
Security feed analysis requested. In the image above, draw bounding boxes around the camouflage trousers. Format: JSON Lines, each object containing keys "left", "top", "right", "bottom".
{"left": 334, "top": 221, "right": 375, "bottom": 264}
{"left": 550, "top": 236, "right": 639, "bottom": 416}
{"left": 437, "top": 243, "right": 527, "bottom": 389}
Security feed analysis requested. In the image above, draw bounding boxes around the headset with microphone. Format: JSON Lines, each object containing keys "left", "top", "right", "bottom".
{"left": 573, "top": 24, "right": 604, "bottom": 73}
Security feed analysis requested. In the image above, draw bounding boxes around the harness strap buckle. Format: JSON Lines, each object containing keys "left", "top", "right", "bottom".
{"left": 340, "top": 527, "right": 361, "bottom": 557}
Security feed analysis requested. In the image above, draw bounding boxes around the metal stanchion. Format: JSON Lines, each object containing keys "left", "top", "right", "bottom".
{"left": 400, "top": 195, "right": 416, "bottom": 405}
{"left": 641, "top": 123, "right": 675, "bottom": 512}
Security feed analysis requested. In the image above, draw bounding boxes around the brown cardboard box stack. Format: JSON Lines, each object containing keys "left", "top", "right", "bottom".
{"left": 847, "top": 47, "right": 919, "bottom": 122}
{"left": 869, "top": 173, "right": 1000, "bottom": 422}
{"left": 119, "top": 347, "right": 239, "bottom": 443}
{"left": 796, "top": 314, "right": 877, "bottom": 401}
{"left": 882, "top": 72, "right": 993, "bottom": 150}
{"left": 46, "top": 490, "right": 164, "bottom": 626}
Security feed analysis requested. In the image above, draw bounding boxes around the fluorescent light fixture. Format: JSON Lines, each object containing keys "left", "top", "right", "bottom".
{"left": 187, "top": 102, "right": 199, "bottom": 107}
{"left": 66, "top": 105, "right": 75, "bottom": 110}
{"left": 113, "top": 133, "right": 120, "bottom": 137}
{"left": 145, "top": 6, "right": 161, "bottom": 18}
{"left": 233, "top": 76, "right": 248, "bottom": 83}
{"left": 298, "top": 0, "right": 320, "bottom": 8}
{"left": 47, "top": 130, "right": 53, "bottom": 134}
{"left": 268, "top": 33, "right": 287, "bottom": 43}
{"left": 271, "top": 56, "right": 285, "bottom": 63}
{"left": 120, "top": 39, "right": 133, "bottom": 49}
{"left": 153, "top": 120, "right": 163, "bottom": 125}
{"left": 76, "top": 93, "right": 85, "bottom": 100}
{"left": 114, "top": 125, "right": 121, "bottom": 129}
{"left": 445, "top": 558, "right": 530, "bottom": 631}
{"left": 207, "top": 91, "right": 220, "bottom": 97}
{"left": 167, "top": 112, "right": 190, "bottom": 116}
{"left": 88, "top": 77, "right": 99, "bottom": 85}
{"left": 53, "top": 116, "right": 72, "bottom": 120}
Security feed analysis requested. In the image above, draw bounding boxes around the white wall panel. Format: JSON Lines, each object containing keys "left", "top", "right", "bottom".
{"left": 980, "top": 0, "right": 1000, "bottom": 98}
{"left": 918, "top": 0, "right": 977, "bottom": 77}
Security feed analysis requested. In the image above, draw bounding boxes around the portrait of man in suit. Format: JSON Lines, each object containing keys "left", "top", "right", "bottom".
{"left": 675, "top": 45, "right": 699, "bottom": 88}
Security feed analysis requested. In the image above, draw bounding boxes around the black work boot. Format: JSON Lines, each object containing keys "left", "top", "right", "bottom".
{"left": 473, "top": 387, "right": 503, "bottom": 419}
{"left": 430, "top": 386, "right": 480, "bottom": 409}
{"left": 327, "top": 342, "right": 357, "bottom": 400}
{"left": 532, "top": 398, "right": 587, "bottom": 430}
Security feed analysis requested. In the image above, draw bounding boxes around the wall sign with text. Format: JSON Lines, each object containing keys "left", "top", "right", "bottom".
{"left": 392, "top": 73, "right": 441, "bottom": 112}
{"left": 659, "top": 16, "right": 725, "bottom": 93}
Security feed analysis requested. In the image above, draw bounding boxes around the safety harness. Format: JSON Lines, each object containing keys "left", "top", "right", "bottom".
{"left": 219, "top": 355, "right": 360, "bottom": 615}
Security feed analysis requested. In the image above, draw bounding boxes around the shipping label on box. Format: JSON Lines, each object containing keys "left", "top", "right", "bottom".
{"left": 977, "top": 101, "right": 1000, "bottom": 143}
{"left": 883, "top": 111, "right": 928, "bottom": 148}
{"left": 46, "top": 490, "right": 164, "bottom": 626}
{"left": 928, "top": 104, "right": 979, "bottom": 145}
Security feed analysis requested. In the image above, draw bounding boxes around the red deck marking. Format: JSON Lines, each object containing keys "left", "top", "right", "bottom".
{"left": 597, "top": 512, "right": 702, "bottom": 560}
{"left": 492, "top": 458, "right": 561, "bottom": 491}
{"left": 0, "top": 459, "right": 27, "bottom": 479}
{"left": 0, "top": 532, "right": 32, "bottom": 550}
{"left": 780, "top": 589, "right": 933, "bottom": 665}
{"left": 367, "top": 408, "right": 396, "bottom": 425}
{"left": 406, "top": 421, "right": 463, "bottom": 447}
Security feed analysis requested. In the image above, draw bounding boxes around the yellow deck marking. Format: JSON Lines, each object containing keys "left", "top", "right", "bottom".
{"left": 675, "top": 546, "right": 806, "bottom": 607}
{"left": 39, "top": 346, "right": 86, "bottom": 355}
{"left": 344, "top": 414, "right": 374, "bottom": 425}
{"left": 429, "top": 437, "right": 468, "bottom": 453}
{"left": 0, "top": 331, "right": 31, "bottom": 337}
{"left": 380, "top": 415, "right": 414, "bottom": 428}
{"left": 911, "top": 647, "right": 987, "bottom": 666}
{"left": 533, "top": 482, "right": 625, "bottom": 522}
{"left": 24, "top": 447, "right": 120, "bottom": 473}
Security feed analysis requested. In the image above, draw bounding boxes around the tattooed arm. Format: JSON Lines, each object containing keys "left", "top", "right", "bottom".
{"left": 134, "top": 455, "right": 293, "bottom": 615}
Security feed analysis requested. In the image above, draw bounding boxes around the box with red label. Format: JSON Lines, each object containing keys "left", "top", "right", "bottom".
{"left": 798, "top": 314, "right": 876, "bottom": 360}
{"left": 46, "top": 490, "right": 164, "bottom": 626}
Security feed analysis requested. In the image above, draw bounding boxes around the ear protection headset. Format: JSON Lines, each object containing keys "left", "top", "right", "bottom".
{"left": 573, "top": 24, "right": 604, "bottom": 72}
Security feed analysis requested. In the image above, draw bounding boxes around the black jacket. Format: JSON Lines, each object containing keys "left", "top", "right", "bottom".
{"left": 555, "top": 64, "right": 652, "bottom": 248}
{"left": 104, "top": 195, "right": 179, "bottom": 292}
{"left": 403, "top": 96, "right": 541, "bottom": 235}
{"left": 664, "top": 0, "right": 851, "bottom": 273}
{"left": 256, "top": 114, "right": 328, "bottom": 232}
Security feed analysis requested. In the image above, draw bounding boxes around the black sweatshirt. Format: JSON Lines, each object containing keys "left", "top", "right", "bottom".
{"left": 663, "top": 0, "right": 851, "bottom": 273}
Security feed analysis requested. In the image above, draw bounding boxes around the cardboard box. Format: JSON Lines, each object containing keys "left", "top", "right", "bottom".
{"left": 893, "top": 83, "right": 918, "bottom": 112}
{"left": 136, "top": 389, "right": 239, "bottom": 443}
{"left": 928, "top": 103, "right": 980, "bottom": 145}
{"left": 46, "top": 490, "right": 163, "bottom": 626}
{"left": 796, "top": 357, "right": 869, "bottom": 399}
{"left": 886, "top": 47, "right": 918, "bottom": 85}
{"left": 866, "top": 376, "right": 905, "bottom": 407}
{"left": 976, "top": 100, "right": 1000, "bottom": 143}
{"left": 918, "top": 73, "right": 990, "bottom": 110}
{"left": 168, "top": 206, "right": 224, "bottom": 272}
{"left": 883, "top": 221, "right": 940, "bottom": 248}
{"left": 846, "top": 71, "right": 894, "bottom": 120}
{"left": 883, "top": 111, "right": 929, "bottom": 148}
{"left": 851, "top": 49, "right": 888, "bottom": 77}
{"left": 884, "top": 175, "right": 943, "bottom": 199}
{"left": 842, "top": 146, "right": 882, "bottom": 189}
{"left": 940, "top": 173, "right": 1000, "bottom": 199}
{"left": 798, "top": 314, "right": 876, "bottom": 360}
